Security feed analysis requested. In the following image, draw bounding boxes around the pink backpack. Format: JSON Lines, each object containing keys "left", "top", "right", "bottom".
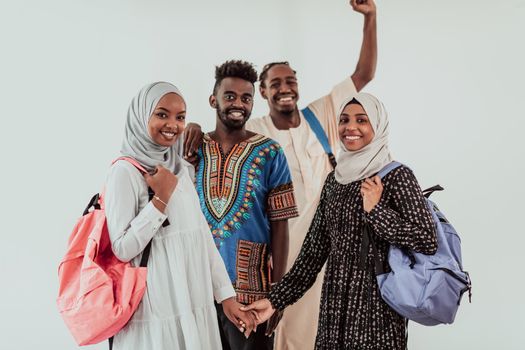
{"left": 57, "top": 157, "right": 152, "bottom": 346}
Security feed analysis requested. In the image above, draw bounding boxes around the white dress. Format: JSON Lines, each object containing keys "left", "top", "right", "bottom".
{"left": 104, "top": 159, "right": 235, "bottom": 350}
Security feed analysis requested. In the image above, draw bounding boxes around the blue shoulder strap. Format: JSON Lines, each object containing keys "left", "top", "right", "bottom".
{"left": 377, "top": 161, "right": 403, "bottom": 179}
{"left": 301, "top": 106, "right": 337, "bottom": 169}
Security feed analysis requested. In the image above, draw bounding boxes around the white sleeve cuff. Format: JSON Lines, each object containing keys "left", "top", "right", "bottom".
{"left": 214, "top": 284, "right": 236, "bottom": 303}
{"left": 131, "top": 201, "right": 168, "bottom": 233}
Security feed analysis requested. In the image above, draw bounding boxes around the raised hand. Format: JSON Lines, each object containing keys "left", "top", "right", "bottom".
{"left": 350, "top": 0, "right": 376, "bottom": 16}
{"left": 360, "top": 175, "right": 383, "bottom": 213}
{"left": 221, "top": 297, "right": 257, "bottom": 338}
{"left": 240, "top": 298, "right": 276, "bottom": 326}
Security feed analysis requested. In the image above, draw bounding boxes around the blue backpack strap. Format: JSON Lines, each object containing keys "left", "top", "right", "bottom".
{"left": 301, "top": 106, "right": 337, "bottom": 169}
{"left": 377, "top": 161, "right": 403, "bottom": 179}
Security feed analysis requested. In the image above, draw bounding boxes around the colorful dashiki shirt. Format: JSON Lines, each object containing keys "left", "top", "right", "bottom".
{"left": 196, "top": 133, "right": 298, "bottom": 303}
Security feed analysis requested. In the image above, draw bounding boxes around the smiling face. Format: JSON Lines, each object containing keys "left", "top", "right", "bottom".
{"left": 338, "top": 101, "right": 375, "bottom": 151}
{"left": 260, "top": 64, "right": 299, "bottom": 115}
{"left": 147, "top": 92, "right": 186, "bottom": 147}
{"left": 210, "top": 77, "right": 254, "bottom": 130}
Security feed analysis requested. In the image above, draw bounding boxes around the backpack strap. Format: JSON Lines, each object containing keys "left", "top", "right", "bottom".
{"left": 359, "top": 161, "right": 404, "bottom": 273}
{"left": 112, "top": 156, "right": 149, "bottom": 174}
{"left": 376, "top": 161, "right": 403, "bottom": 179}
{"left": 108, "top": 157, "right": 154, "bottom": 350}
{"left": 301, "top": 107, "right": 337, "bottom": 169}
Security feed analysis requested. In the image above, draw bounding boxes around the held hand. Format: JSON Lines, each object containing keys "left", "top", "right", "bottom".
{"left": 265, "top": 309, "right": 284, "bottom": 336}
{"left": 360, "top": 175, "right": 383, "bottom": 213}
{"left": 240, "top": 298, "right": 276, "bottom": 326}
{"left": 222, "top": 298, "right": 257, "bottom": 338}
{"left": 144, "top": 165, "right": 178, "bottom": 205}
{"left": 350, "top": 0, "right": 376, "bottom": 16}
{"left": 183, "top": 122, "right": 203, "bottom": 162}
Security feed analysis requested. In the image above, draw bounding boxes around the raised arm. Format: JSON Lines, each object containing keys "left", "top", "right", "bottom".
{"left": 350, "top": 0, "right": 377, "bottom": 91}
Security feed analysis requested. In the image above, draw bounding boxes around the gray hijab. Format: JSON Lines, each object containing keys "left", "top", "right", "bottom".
{"left": 334, "top": 92, "right": 393, "bottom": 184}
{"left": 120, "top": 81, "right": 191, "bottom": 174}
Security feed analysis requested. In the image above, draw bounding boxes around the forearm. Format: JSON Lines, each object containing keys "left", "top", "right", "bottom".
{"left": 105, "top": 165, "right": 166, "bottom": 262}
{"left": 268, "top": 200, "right": 331, "bottom": 310}
{"left": 365, "top": 169, "right": 438, "bottom": 254}
{"left": 107, "top": 201, "right": 166, "bottom": 262}
{"left": 351, "top": 12, "right": 377, "bottom": 91}
{"left": 268, "top": 225, "right": 330, "bottom": 311}
{"left": 366, "top": 203, "right": 437, "bottom": 254}
{"left": 270, "top": 220, "right": 289, "bottom": 283}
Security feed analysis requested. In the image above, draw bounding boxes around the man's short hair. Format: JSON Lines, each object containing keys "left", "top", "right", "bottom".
{"left": 213, "top": 60, "right": 258, "bottom": 95}
{"left": 258, "top": 61, "right": 297, "bottom": 88}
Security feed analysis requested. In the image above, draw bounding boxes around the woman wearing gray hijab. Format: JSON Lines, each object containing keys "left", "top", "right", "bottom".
{"left": 243, "top": 93, "right": 438, "bottom": 349}
{"left": 104, "top": 82, "right": 255, "bottom": 349}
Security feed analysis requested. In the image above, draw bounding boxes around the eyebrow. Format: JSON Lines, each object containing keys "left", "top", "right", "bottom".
{"left": 156, "top": 107, "right": 186, "bottom": 114}
{"left": 269, "top": 76, "right": 296, "bottom": 83}
{"left": 224, "top": 90, "right": 253, "bottom": 97}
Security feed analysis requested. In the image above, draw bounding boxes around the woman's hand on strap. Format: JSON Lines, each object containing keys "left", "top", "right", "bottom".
{"left": 144, "top": 165, "right": 178, "bottom": 212}
{"left": 361, "top": 175, "right": 383, "bottom": 213}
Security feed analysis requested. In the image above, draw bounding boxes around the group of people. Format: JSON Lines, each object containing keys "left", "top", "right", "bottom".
{"left": 103, "top": 1, "right": 438, "bottom": 349}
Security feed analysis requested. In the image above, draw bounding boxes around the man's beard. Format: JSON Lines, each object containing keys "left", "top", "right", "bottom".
{"left": 217, "top": 105, "right": 251, "bottom": 130}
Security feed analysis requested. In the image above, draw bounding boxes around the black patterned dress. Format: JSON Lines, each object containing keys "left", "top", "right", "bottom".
{"left": 269, "top": 166, "right": 438, "bottom": 350}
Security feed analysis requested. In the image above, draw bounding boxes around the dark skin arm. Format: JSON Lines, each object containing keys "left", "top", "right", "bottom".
{"left": 266, "top": 219, "right": 289, "bottom": 335}
{"left": 182, "top": 122, "right": 203, "bottom": 165}
{"left": 350, "top": 0, "right": 378, "bottom": 92}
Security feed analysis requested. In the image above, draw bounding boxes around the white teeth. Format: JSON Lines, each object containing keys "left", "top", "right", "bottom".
{"left": 161, "top": 131, "right": 175, "bottom": 137}
{"left": 345, "top": 136, "right": 361, "bottom": 140}
{"left": 229, "top": 111, "right": 244, "bottom": 119}
{"left": 278, "top": 97, "right": 293, "bottom": 102}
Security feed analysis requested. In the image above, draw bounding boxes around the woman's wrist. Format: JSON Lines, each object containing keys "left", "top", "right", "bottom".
{"left": 153, "top": 195, "right": 168, "bottom": 207}
{"left": 151, "top": 196, "right": 167, "bottom": 213}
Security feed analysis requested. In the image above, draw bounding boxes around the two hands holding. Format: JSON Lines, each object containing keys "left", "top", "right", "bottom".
{"left": 142, "top": 164, "right": 286, "bottom": 338}
{"left": 221, "top": 297, "right": 283, "bottom": 338}
{"left": 233, "top": 176, "right": 384, "bottom": 337}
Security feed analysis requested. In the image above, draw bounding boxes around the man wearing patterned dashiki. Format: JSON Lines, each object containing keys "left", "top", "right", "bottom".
{"left": 195, "top": 60, "right": 299, "bottom": 350}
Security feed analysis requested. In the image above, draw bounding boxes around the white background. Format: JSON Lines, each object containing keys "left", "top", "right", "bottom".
{"left": 1, "top": 0, "right": 523, "bottom": 349}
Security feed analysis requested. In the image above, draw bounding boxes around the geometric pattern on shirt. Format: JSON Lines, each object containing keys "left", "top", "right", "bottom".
{"left": 234, "top": 239, "right": 271, "bottom": 305}
{"left": 199, "top": 133, "right": 280, "bottom": 242}
{"left": 267, "top": 183, "right": 299, "bottom": 221}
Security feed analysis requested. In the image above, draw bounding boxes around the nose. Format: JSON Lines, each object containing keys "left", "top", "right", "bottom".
{"left": 231, "top": 97, "right": 244, "bottom": 108}
{"left": 165, "top": 116, "right": 178, "bottom": 129}
{"left": 279, "top": 84, "right": 292, "bottom": 93}
{"left": 346, "top": 121, "right": 358, "bottom": 131}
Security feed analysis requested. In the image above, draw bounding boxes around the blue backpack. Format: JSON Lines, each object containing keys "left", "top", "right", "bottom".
{"left": 362, "top": 161, "right": 472, "bottom": 326}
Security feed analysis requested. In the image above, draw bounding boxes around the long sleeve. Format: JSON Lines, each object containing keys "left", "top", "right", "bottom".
{"left": 268, "top": 179, "right": 332, "bottom": 310}
{"left": 105, "top": 161, "right": 167, "bottom": 262}
{"left": 365, "top": 166, "right": 438, "bottom": 255}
